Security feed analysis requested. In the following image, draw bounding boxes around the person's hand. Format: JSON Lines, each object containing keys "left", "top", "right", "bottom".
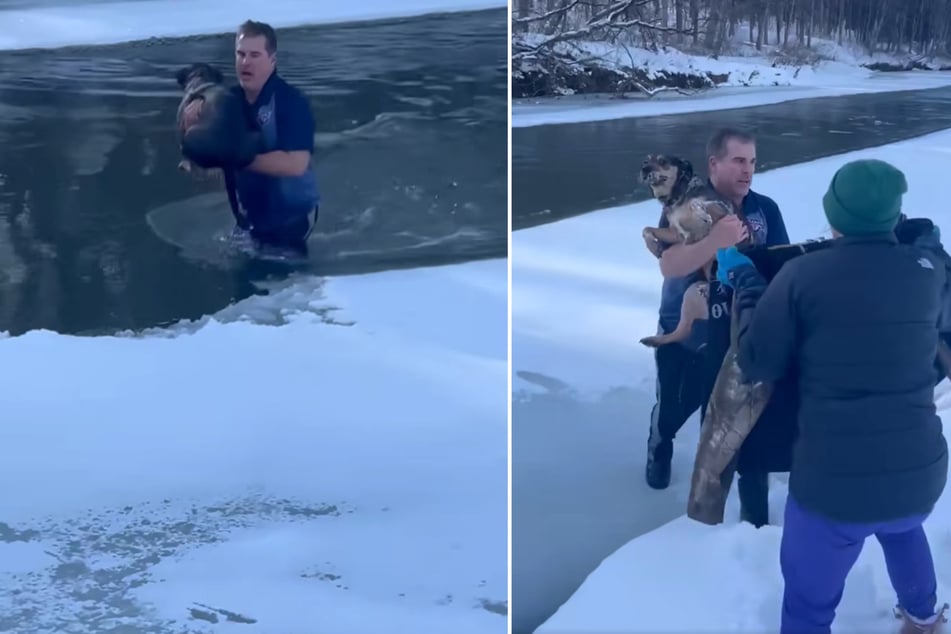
{"left": 642, "top": 227, "right": 664, "bottom": 258}
{"left": 177, "top": 159, "right": 222, "bottom": 183}
{"left": 707, "top": 215, "right": 749, "bottom": 250}
{"left": 895, "top": 216, "right": 941, "bottom": 247}
{"left": 180, "top": 99, "right": 203, "bottom": 131}
{"left": 716, "top": 246, "right": 754, "bottom": 288}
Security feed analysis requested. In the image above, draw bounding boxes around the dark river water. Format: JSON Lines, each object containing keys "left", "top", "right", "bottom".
{"left": 512, "top": 85, "right": 951, "bottom": 230}
{"left": 0, "top": 7, "right": 507, "bottom": 336}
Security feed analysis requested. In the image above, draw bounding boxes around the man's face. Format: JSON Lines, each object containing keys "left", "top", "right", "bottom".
{"left": 235, "top": 34, "right": 275, "bottom": 95}
{"left": 709, "top": 139, "right": 756, "bottom": 202}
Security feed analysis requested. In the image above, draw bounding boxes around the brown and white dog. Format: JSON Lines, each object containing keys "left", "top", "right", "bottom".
{"left": 640, "top": 153, "right": 737, "bottom": 256}
{"left": 638, "top": 153, "right": 743, "bottom": 348}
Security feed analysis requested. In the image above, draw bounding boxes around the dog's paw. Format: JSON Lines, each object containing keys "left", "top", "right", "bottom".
{"left": 639, "top": 336, "right": 664, "bottom": 348}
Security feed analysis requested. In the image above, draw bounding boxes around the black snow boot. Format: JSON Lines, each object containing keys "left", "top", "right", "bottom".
{"left": 738, "top": 471, "right": 770, "bottom": 528}
{"left": 646, "top": 436, "right": 673, "bottom": 490}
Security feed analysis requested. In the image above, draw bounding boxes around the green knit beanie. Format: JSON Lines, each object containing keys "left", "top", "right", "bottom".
{"left": 822, "top": 159, "right": 907, "bottom": 235}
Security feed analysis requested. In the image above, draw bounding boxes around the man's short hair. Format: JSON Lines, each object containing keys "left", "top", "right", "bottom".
{"left": 237, "top": 20, "right": 278, "bottom": 54}
{"left": 706, "top": 127, "right": 756, "bottom": 159}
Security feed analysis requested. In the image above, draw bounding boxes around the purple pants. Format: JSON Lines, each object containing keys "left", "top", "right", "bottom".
{"left": 781, "top": 494, "right": 938, "bottom": 634}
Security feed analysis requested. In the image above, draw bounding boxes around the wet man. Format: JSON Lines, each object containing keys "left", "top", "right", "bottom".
{"left": 644, "top": 127, "right": 791, "bottom": 528}
{"left": 182, "top": 20, "right": 320, "bottom": 256}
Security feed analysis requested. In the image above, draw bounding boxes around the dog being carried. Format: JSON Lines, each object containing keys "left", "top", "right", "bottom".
{"left": 174, "top": 62, "right": 266, "bottom": 229}
{"left": 174, "top": 62, "right": 263, "bottom": 176}
{"left": 638, "top": 153, "right": 749, "bottom": 348}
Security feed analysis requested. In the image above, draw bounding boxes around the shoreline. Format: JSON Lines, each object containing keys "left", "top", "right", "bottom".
{"left": 511, "top": 30, "right": 951, "bottom": 127}
{"left": 511, "top": 72, "right": 951, "bottom": 127}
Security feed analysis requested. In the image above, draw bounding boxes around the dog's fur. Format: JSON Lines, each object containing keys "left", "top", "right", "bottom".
{"left": 174, "top": 63, "right": 262, "bottom": 175}
{"left": 638, "top": 153, "right": 746, "bottom": 348}
{"left": 640, "top": 154, "right": 735, "bottom": 249}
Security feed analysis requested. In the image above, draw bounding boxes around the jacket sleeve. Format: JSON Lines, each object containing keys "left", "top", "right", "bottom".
{"left": 912, "top": 228, "right": 951, "bottom": 333}
{"left": 764, "top": 199, "right": 790, "bottom": 246}
{"left": 731, "top": 262, "right": 798, "bottom": 383}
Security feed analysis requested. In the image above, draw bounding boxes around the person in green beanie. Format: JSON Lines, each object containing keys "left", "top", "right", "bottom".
{"left": 715, "top": 157, "right": 950, "bottom": 633}
{"left": 822, "top": 158, "right": 908, "bottom": 236}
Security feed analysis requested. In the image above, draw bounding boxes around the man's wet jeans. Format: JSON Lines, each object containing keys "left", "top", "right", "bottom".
{"left": 250, "top": 205, "right": 318, "bottom": 256}
{"left": 645, "top": 340, "right": 771, "bottom": 527}
{"left": 646, "top": 342, "right": 703, "bottom": 489}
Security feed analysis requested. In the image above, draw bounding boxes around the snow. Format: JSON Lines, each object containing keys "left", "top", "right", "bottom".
{"left": 0, "top": 258, "right": 508, "bottom": 633}
{"left": 512, "top": 27, "right": 951, "bottom": 127}
{"left": 514, "top": 127, "right": 951, "bottom": 633}
{"left": 0, "top": 0, "right": 507, "bottom": 51}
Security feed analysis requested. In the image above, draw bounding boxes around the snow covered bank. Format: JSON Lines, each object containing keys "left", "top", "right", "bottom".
{"left": 513, "top": 128, "right": 951, "bottom": 633}
{"left": 512, "top": 67, "right": 951, "bottom": 128}
{"left": 512, "top": 27, "right": 951, "bottom": 127}
{"left": 0, "top": 258, "right": 508, "bottom": 633}
{"left": 0, "top": 0, "right": 506, "bottom": 51}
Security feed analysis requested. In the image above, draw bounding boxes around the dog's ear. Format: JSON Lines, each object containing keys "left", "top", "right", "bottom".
{"left": 205, "top": 64, "right": 224, "bottom": 84}
{"left": 175, "top": 65, "right": 193, "bottom": 88}
{"left": 677, "top": 157, "right": 694, "bottom": 178}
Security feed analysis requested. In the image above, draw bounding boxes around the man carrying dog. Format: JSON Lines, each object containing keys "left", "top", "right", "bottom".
{"left": 181, "top": 20, "right": 319, "bottom": 256}
{"left": 644, "top": 127, "right": 792, "bottom": 529}
{"left": 716, "top": 158, "right": 949, "bottom": 634}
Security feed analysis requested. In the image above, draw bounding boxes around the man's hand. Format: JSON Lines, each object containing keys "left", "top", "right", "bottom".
{"left": 180, "top": 99, "right": 203, "bottom": 131}
{"left": 642, "top": 228, "right": 664, "bottom": 258}
{"left": 707, "top": 215, "right": 749, "bottom": 250}
{"left": 245, "top": 150, "right": 311, "bottom": 177}
{"left": 658, "top": 214, "right": 749, "bottom": 278}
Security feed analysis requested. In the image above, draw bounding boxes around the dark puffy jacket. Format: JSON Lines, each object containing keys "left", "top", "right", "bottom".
{"left": 729, "top": 231, "right": 949, "bottom": 523}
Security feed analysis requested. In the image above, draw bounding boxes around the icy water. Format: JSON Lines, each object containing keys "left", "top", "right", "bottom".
{"left": 512, "top": 85, "right": 951, "bottom": 230}
{"left": 0, "top": 7, "right": 507, "bottom": 335}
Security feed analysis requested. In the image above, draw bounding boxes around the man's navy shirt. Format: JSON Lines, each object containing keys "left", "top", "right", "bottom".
{"left": 232, "top": 71, "right": 320, "bottom": 230}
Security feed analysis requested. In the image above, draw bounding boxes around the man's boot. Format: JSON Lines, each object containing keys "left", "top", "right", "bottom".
{"left": 738, "top": 471, "right": 770, "bottom": 528}
{"left": 896, "top": 602, "right": 949, "bottom": 633}
{"left": 645, "top": 433, "right": 673, "bottom": 490}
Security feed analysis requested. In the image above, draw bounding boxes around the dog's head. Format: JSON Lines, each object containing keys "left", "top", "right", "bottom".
{"left": 639, "top": 154, "right": 694, "bottom": 201}
{"left": 175, "top": 63, "right": 224, "bottom": 91}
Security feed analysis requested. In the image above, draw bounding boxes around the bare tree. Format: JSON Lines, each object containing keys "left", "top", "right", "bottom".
{"left": 514, "top": 0, "right": 951, "bottom": 58}
{"left": 513, "top": 0, "right": 951, "bottom": 98}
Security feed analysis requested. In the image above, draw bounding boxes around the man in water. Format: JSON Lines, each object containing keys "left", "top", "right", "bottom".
{"left": 182, "top": 20, "right": 320, "bottom": 256}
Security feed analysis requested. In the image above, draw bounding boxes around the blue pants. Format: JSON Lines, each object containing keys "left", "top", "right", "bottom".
{"left": 781, "top": 494, "right": 938, "bottom": 633}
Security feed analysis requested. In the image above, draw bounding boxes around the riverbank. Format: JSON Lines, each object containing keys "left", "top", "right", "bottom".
{"left": 512, "top": 27, "right": 951, "bottom": 126}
